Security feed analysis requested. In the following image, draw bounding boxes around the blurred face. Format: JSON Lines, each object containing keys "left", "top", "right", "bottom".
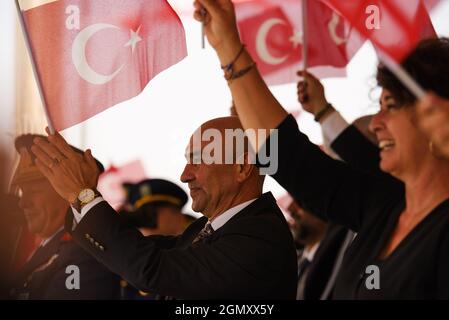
{"left": 18, "top": 179, "right": 67, "bottom": 238}
{"left": 288, "top": 201, "right": 326, "bottom": 246}
{"left": 369, "top": 89, "right": 431, "bottom": 178}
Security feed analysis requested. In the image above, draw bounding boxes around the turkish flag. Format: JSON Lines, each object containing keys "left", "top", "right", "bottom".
{"left": 22, "top": 0, "right": 187, "bottom": 131}
{"left": 324, "top": 0, "right": 436, "bottom": 63}
{"left": 235, "top": 0, "right": 364, "bottom": 86}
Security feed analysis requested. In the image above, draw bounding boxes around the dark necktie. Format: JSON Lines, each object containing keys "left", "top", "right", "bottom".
{"left": 192, "top": 222, "right": 214, "bottom": 244}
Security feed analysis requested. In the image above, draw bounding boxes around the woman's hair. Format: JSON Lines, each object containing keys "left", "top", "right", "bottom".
{"left": 377, "top": 37, "right": 449, "bottom": 106}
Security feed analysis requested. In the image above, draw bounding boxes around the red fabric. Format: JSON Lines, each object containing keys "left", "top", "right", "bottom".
{"left": 12, "top": 229, "right": 39, "bottom": 269}
{"left": 97, "top": 160, "right": 147, "bottom": 210}
{"left": 325, "top": 0, "right": 436, "bottom": 62}
{"left": 22, "top": 0, "right": 187, "bottom": 130}
{"left": 235, "top": 0, "right": 364, "bottom": 85}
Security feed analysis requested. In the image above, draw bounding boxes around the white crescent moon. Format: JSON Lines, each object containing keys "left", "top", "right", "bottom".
{"left": 328, "top": 13, "right": 347, "bottom": 46}
{"left": 256, "top": 18, "right": 289, "bottom": 65}
{"left": 72, "top": 23, "right": 125, "bottom": 85}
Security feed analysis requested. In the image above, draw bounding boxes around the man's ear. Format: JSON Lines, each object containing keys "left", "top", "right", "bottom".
{"left": 236, "top": 153, "right": 254, "bottom": 183}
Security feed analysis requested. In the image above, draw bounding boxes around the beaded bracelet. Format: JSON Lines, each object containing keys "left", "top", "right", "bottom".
{"left": 226, "top": 62, "right": 257, "bottom": 83}
{"left": 222, "top": 45, "right": 246, "bottom": 80}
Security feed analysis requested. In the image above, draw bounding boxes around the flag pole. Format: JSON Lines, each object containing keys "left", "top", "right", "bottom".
{"left": 379, "top": 52, "right": 426, "bottom": 99}
{"left": 14, "top": 0, "right": 56, "bottom": 134}
{"left": 301, "top": 0, "right": 309, "bottom": 71}
{"left": 201, "top": 8, "right": 206, "bottom": 49}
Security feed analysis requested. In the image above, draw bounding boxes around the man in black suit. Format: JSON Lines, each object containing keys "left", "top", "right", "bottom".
{"left": 31, "top": 117, "right": 298, "bottom": 299}
{"left": 9, "top": 135, "right": 121, "bottom": 300}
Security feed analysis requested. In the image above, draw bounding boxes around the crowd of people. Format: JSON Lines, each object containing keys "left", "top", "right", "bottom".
{"left": 2, "top": 0, "right": 449, "bottom": 299}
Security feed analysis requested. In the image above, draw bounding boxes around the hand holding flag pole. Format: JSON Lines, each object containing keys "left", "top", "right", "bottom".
{"left": 14, "top": 0, "right": 56, "bottom": 134}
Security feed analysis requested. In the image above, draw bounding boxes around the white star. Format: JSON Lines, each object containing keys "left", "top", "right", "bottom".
{"left": 124, "top": 26, "right": 142, "bottom": 53}
{"left": 289, "top": 30, "right": 303, "bottom": 49}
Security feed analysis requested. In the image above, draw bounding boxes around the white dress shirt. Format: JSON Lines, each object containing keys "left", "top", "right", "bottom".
{"left": 210, "top": 198, "right": 257, "bottom": 231}
{"left": 71, "top": 197, "right": 105, "bottom": 224}
{"left": 71, "top": 197, "right": 258, "bottom": 231}
{"left": 321, "top": 111, "right": 350, "bottom": 144}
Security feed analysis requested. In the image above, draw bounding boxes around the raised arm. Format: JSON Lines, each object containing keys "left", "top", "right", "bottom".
{"left": 194, "top": 0, "right": 288, "bottom": 149}
{"left": 195, "top": 0, "right": 403, "bottom": 231}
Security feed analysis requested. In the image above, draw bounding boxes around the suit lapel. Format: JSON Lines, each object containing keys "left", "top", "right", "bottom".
{"left": 210, "top": 193, "right": 278, "bottom": 239}
{"left": 16, "top": 229, "right": 65, "bottom": 283}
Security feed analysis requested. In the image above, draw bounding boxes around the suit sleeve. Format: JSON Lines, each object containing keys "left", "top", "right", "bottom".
{"left": 42, "top": 248, "right": 120, "bottom": 300}
{"left": 72, "top": 201, "right": 294, "bottom": 299}
{"left": 267, "top": 115, "right": 403, "bottom": 232}
{"left": 331, "top": 125, "right": 382, "bottom": 174}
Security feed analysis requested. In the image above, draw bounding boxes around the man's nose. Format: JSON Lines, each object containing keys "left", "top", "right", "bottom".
{"left": 180, "top": 164, "right": 193, "bottom": 183}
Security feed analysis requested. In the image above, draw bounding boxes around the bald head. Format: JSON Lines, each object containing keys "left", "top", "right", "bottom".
{"left": 181, "top": 117, "right": 265, "bottom": 219}
{"left": 187, "top": 116, "right": 257, "bottom": 165}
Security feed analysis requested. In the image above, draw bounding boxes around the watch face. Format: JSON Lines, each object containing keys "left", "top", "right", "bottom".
{"left": 79, "top": 189, "right": 95, "bottom": 204}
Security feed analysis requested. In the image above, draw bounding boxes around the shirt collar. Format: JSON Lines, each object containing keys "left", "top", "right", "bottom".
{"left": 210, "top": 198, "right": 258, "bottom": 231}
{"left": 302, "top": 242, "right": 321, "bottom": 261}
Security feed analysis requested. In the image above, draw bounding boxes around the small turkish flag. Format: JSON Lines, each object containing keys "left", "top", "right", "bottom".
{"left": 236, "top": 0, "right": 364, "bottom": 86}
{"left": 325, "top": 0, "right": 436, "bottom": 62}
{"left": 239, "top": 6, "right": 299, "bottom": 76}
{"left": 22, "top": 0, "right": 187, "bottom": 130}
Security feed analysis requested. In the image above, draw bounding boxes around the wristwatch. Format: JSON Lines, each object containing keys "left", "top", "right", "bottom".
{"left": 72, "top": 188, "right": 101, "bottom": 212}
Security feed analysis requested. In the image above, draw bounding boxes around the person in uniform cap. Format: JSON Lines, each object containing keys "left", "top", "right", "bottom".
{"left": 9, "top": 134, "right": 121, "bottom": 300}
{"left": 118, "top": 178, "right": 196, "bottom": 299}
{"left": 120, "top": 178, "right": 194, "bottom": 236}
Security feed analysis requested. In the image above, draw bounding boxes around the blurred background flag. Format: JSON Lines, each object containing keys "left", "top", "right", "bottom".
{"left": 324, "top": 0, "right": 436, "bottom": 63}
{"left": 18, "top": 0, "right": 187, "bottom": 131}
{"left": 235, "top": 0, "right": 365, "bottom": 86}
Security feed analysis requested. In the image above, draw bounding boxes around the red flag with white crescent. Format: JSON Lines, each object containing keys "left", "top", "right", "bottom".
{"left": 324, "top": 0, "right": 436, "bottom": 63}
{"left": 235, "top": 0, "right": 365, "bottom": 86}
{"left": 22, "top": 0, "right": 187, "bottom": 130}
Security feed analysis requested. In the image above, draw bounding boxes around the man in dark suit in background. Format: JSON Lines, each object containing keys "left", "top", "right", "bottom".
{"left": 294, "top": 71, "right": 381, "bottom": 300}
{"left": 31, "top": 117, "right": 298, "bottom": 299}
{"left": 9, "top": 135, "right": 121, "bottom": 300}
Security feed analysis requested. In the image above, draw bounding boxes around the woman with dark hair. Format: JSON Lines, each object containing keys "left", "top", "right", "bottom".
{"left": 194, "top": 0, "right": 449, "bottom": 298}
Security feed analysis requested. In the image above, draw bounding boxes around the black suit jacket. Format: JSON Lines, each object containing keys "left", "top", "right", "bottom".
{"left": 68, "top": 192, "right": 298, "bottom": 299}
{"left": 302, "top": 223, "right": 350, "bottom": 300}
{"left": 330, "top": 125, "right": 380, "bottom": 173}
{"left": 299, "top": 125, "right": 380, "bottom": 300}
{"left": 11, "top": 228, "right": 121, "bottom": 300}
